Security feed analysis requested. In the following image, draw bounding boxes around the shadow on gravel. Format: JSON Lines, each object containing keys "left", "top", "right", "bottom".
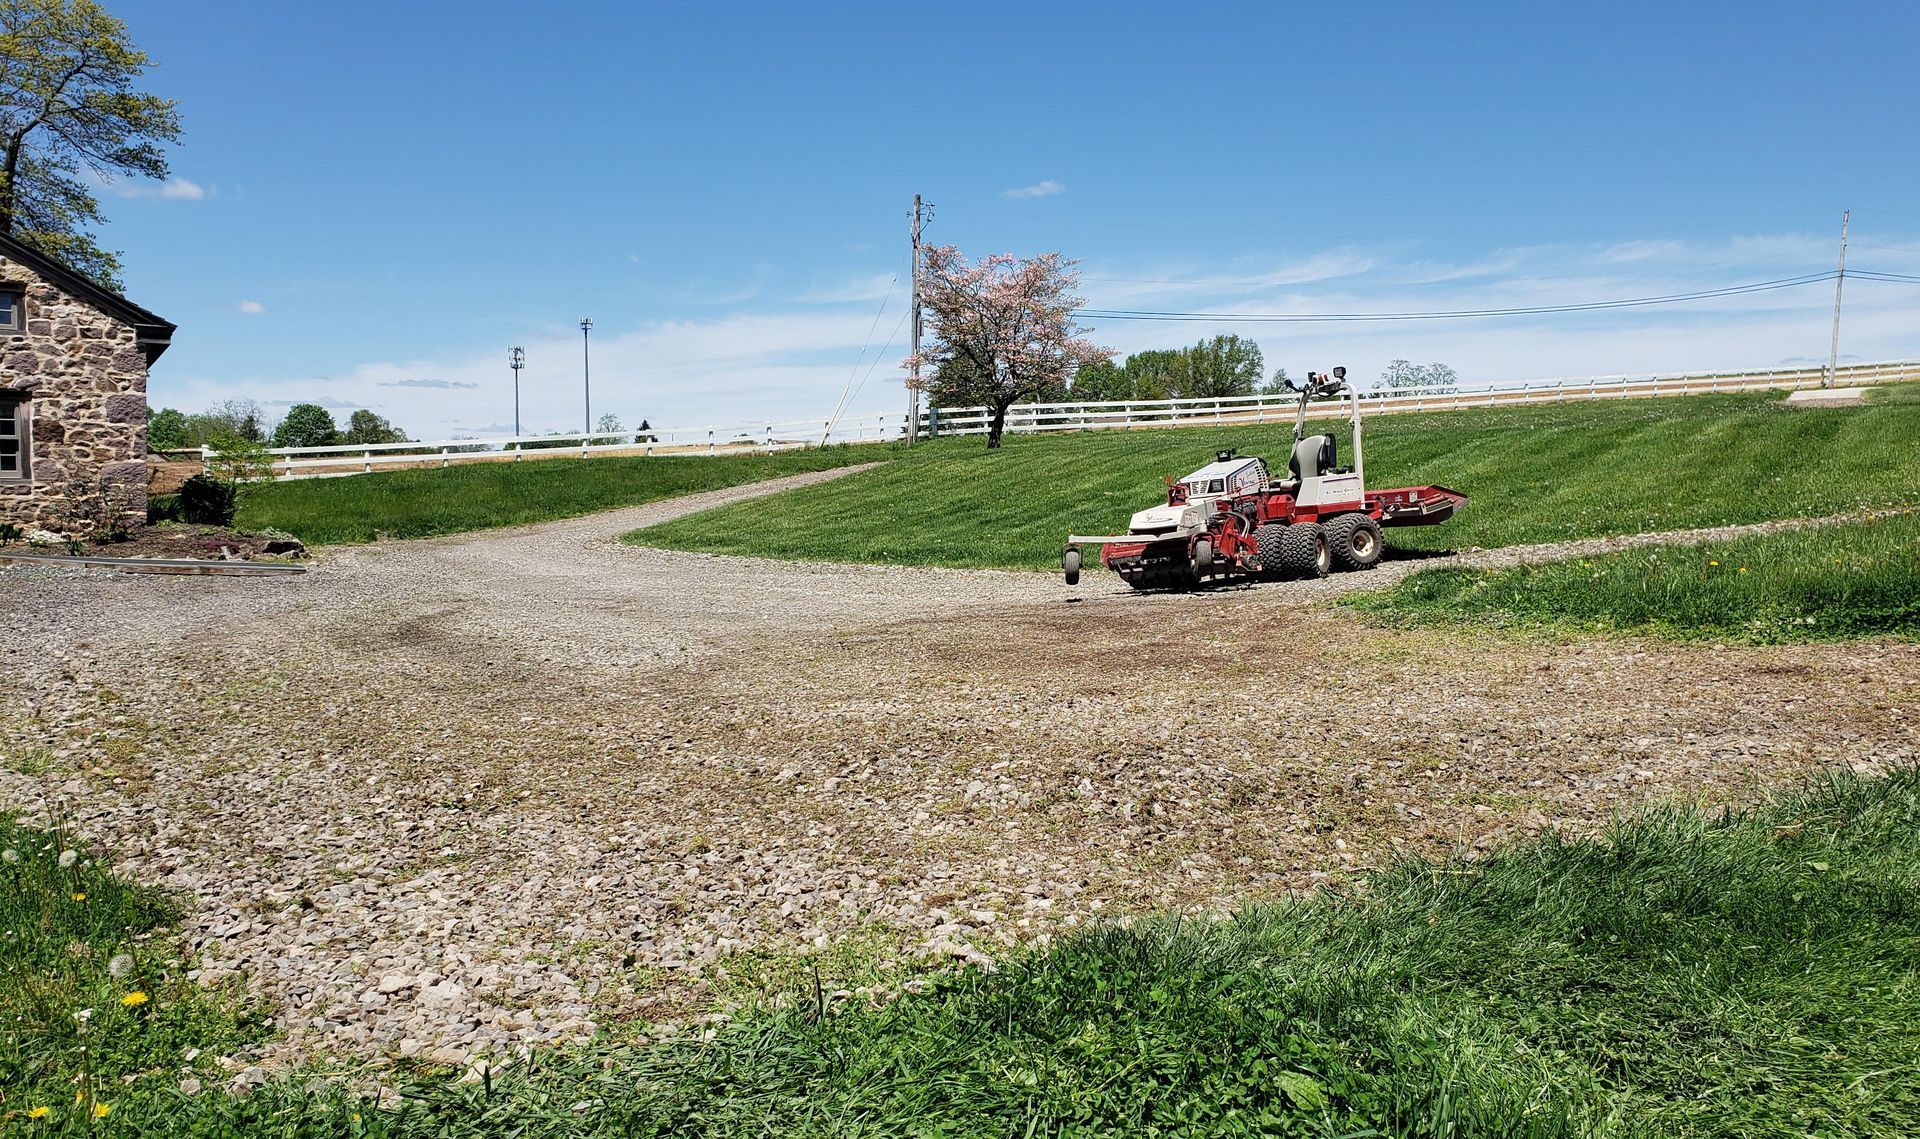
{"left": 1383, "top": 545, "right": 1459, "bottom": 562}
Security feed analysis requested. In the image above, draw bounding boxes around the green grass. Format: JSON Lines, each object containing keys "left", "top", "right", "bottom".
{"left": 9, "top": 770, "right": 1920, "bottom": 1135}
{"left": 235, "top": 444, "right": 890, "bottom": 545}
{"left": 628, "top": 385, "right": 1920, "bottom": 569}
{"left": 1349, "top": 512, "right": 1920, "bottom": 644}
{"left": 0, "top": 816, "right": 269, "bottom": 1131}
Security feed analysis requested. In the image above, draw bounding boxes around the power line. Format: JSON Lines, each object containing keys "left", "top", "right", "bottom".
{"left": 1851, "top": 269, "right": 1920, "bottom": 283}
{"left": 1074, "top": 272, "right": 1841, "bottom": 323}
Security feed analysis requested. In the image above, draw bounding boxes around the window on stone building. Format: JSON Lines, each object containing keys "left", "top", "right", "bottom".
{"left": 0, "top": 395, "right": 25, "bottom": 481}
{"left": 0, "top": 288, "right": 21, "bottom": 333}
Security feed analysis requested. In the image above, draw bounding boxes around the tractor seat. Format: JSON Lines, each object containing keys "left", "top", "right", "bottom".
{"left": 1289, "top": 435, "right": 1337, "bottom": 480}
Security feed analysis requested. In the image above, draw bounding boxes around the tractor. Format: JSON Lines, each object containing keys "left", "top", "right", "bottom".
{"left": 1061, "top": 367, "right": 1466, "bottom": 590}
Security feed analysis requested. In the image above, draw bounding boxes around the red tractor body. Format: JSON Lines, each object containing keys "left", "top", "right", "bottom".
{"left": 1062, "top": 369, "right": 1466, "bottom": 590}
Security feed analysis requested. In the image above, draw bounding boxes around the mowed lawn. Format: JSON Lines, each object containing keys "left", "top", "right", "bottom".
{"left": 236, "top": 444, "right": 890, "bottom": 545}
{"left": 628, "top": 385, "right": 1920, "bottom": 569}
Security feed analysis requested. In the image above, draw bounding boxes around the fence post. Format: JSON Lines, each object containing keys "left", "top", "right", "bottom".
{"left": 363, "top": 450, "right": 372, "bottom": 474}
{"left": 441, "top": 447, "right": 449, "bottom": 469}
{"left": 515, "top": 443, "right": 522, "bottom": 462}
{"left": 709, "top": 429, "right": 716, "bottom": 455}
{"left": 282, "top": 452, "right": 294, "bottom": 478}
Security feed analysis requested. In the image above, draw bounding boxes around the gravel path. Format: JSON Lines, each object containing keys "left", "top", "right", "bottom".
{"left": 3, "top": 485, "right": 1914, "bottom": 1079}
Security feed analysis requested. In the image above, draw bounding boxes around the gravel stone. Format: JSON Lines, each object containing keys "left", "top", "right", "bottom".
{"left": 3, "top": 473, "right": 1912, "bottom": 1065}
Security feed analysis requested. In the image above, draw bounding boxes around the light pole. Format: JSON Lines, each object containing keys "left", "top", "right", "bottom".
{"left": 580, "top": 317, "right": 594, "bottom": 438}
{"left": 509, "top": 346, "right": 525, "bottom": 438}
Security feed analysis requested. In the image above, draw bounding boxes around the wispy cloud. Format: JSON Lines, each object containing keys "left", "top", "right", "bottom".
{"left": 795, "top": 272, "right": 897, "bottom": 304}
{"left": 235, "top": 300, "right": 266, "bottom": 315}
{"left": 112, "top": 177, "right": 206, "bottom": 201}
{"left": 379, "top": 378, "right": 479, "bottom": 389}
{"left": 1002, "top": 180, "right": 1066, "bottom": 200}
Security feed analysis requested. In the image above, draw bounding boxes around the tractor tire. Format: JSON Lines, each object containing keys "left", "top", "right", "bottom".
{"left": 1193, "top": 538, "right": 1214, "bottom": 578}
{"left": 1254, "top": 524, "right": 1288, "bottom": 576}
{"left": 1062, "top": 547, "right": 1082, "bottom": 585}
{"left": 1325, "top": 514, "right": 1384, "bottom": 572}
{"left": 1276, "top": 522, "right": 1330, "bottom": 579}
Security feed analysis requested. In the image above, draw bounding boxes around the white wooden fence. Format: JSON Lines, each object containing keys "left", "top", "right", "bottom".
{"left": 219, "top": 359, "right": 1920, "bottom": 479}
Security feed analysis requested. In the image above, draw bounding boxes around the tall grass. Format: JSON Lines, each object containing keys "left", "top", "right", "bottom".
{"left": 8, "top": 770, "right": 1919, "bottom": 1135}
{"left": 630, "top": 386, "right": 1920, "bottom": 569}
{"left": 1350, "top": 512, "right": 1920, "bottom": 643}
{"left": 236, "top": 444, "right": 889, "bottom": 545}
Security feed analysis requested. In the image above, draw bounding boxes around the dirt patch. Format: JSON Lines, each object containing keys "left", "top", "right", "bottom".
{"left": 148, "top": 458, "right": 201, "bottom": 495}
{"left": 9, "top": 521, "right": 303, "bottom": 562}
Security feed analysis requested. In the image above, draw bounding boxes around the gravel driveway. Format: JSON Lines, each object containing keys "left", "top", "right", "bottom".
{"left": 4, "top": 472, "right": 1914, "bottom": 1075}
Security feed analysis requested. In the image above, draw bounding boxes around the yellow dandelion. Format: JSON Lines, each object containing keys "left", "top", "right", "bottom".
{"left": 26, "top": 1106, "right": 50, "bottom": 1119}
{"left": 71, "top": 892, "right": 85, "bottom": 902}
{"left": 93, "top": 1103, "right": 111, "bottom": 1119}
{"left": 352, "top": 1114, "right": 362, "bottom": 1123}
{"left": 1738, "top": 567, "right": 1749, "bottom": 574}
{"left": 121, "top": 991, "right": 148, "bottom": 1008}
{"left": 1708, "top": 560, "right": 1719, "bottom": 566}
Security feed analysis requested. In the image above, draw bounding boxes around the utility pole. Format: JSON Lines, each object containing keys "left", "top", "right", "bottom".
{"left": 1824, "top": 209, "right": 1849, "bottom": 389}
{"left": 907, "top": 194, "right": 924, "bottom": 445}
{"left": 580, "top": 317, "right": 594, "bottom": 436}
{"left": 509, "top": 346, "right": 525, "bottom": 438}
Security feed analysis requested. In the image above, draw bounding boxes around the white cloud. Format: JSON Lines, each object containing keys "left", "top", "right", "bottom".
{"left": 113, "top": 177, "right": 206, "bottom": 201}
{"left": 149, "top": 228, "right": 1920, "bottom": 441}
{"left": 235, "top": 300, "right": 266, "bottom": 315}
{"left": 1002, "top": 180, "right": 1066, "bottom": 200}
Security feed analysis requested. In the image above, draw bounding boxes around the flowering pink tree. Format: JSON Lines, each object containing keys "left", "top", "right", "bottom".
{"left": 907, "top": 245, "right": 1112, "bottom": 449}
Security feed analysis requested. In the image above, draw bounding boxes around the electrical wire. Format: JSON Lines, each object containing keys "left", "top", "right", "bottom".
{"left": 823, "top": 275, "right": 897, "bottom": 435}
{"left": 845, "top": 307, "right": 912, "bottom": 410}
{"left": 1850, "top": 269, "right": 1920, "bottom": 283}
{"left": 1074, "top": 272, "right": 1841, "bottom": 323}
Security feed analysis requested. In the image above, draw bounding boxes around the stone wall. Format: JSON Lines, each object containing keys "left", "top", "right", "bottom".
{"left": 0, "top": 257, "right": 150, "bottom": 533}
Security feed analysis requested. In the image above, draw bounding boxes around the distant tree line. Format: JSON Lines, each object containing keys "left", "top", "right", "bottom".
{"left": 145, "top": 400, "right": 412, "bottom": 452}
{"left": 929, "top": 335, "right": 1462, "bottom": 409}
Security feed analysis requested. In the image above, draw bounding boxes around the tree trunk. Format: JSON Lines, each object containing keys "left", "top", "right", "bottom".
{"left": 987, "top": 400, "right": 1013, "bottom": 449}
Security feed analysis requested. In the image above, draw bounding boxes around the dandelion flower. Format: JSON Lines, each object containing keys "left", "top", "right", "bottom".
{"left": 1708, "top": 560, "right": 1719, "bottom": 567}
{"left": 107, "top": 953, "right": 133, "bottom": 979}
{"left": 71, "top": 892, "right": 86, "bottom": 902}
{"left": 1738, "top": 567, "right": 1749, "bottom": 574}
{"left": 93, "top": 1103, "right": 111, "bottom": 1118}
{"left": 1, "top": 849, "right": 18, "bottom": 864}
{"left": 26, "top": 1106, "right": 49, "bottom": 1119}
{"left": 58, "top": 850, "right": 77, "bottom": 868}
{"left": 121, "top": 991, "right": 148, "bottom": 1008}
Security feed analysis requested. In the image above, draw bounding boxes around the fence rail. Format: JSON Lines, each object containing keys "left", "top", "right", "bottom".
{"left": 218, "top": 359, "right": 1920, "bottom": 479}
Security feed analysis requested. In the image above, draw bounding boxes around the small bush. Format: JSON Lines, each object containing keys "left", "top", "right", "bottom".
{"left": 146, "top": 493, "right": 181, "bottom": 523}
{"left": 176, "top": 474, "right": 238, "bottom": 525}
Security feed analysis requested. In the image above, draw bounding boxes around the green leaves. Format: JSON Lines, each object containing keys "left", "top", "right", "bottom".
{"left": 1272, "top": 1069, "right": 1328, "bottom": 1110}
{"left": 0, "top": 0, "right": 184, "bottom": 288}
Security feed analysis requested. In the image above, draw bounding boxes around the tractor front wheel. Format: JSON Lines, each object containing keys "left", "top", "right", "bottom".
{"left": 1325, "top": 514, "right": 1384, "bottom": 572}
{"left": 1254, "top": 524, "right": 1287, "bottom": 577}
{"left": 1277, "top": 522, "right": 1330, "bottom": 579}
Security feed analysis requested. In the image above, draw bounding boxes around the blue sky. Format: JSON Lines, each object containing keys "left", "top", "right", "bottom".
{"left": 103, "top": 0, "right": 1920, "bottom": 439}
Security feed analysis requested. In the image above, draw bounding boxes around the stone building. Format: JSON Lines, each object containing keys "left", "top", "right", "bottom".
{"left": 0, "top": 231, "right": 174, "bottom": 533}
